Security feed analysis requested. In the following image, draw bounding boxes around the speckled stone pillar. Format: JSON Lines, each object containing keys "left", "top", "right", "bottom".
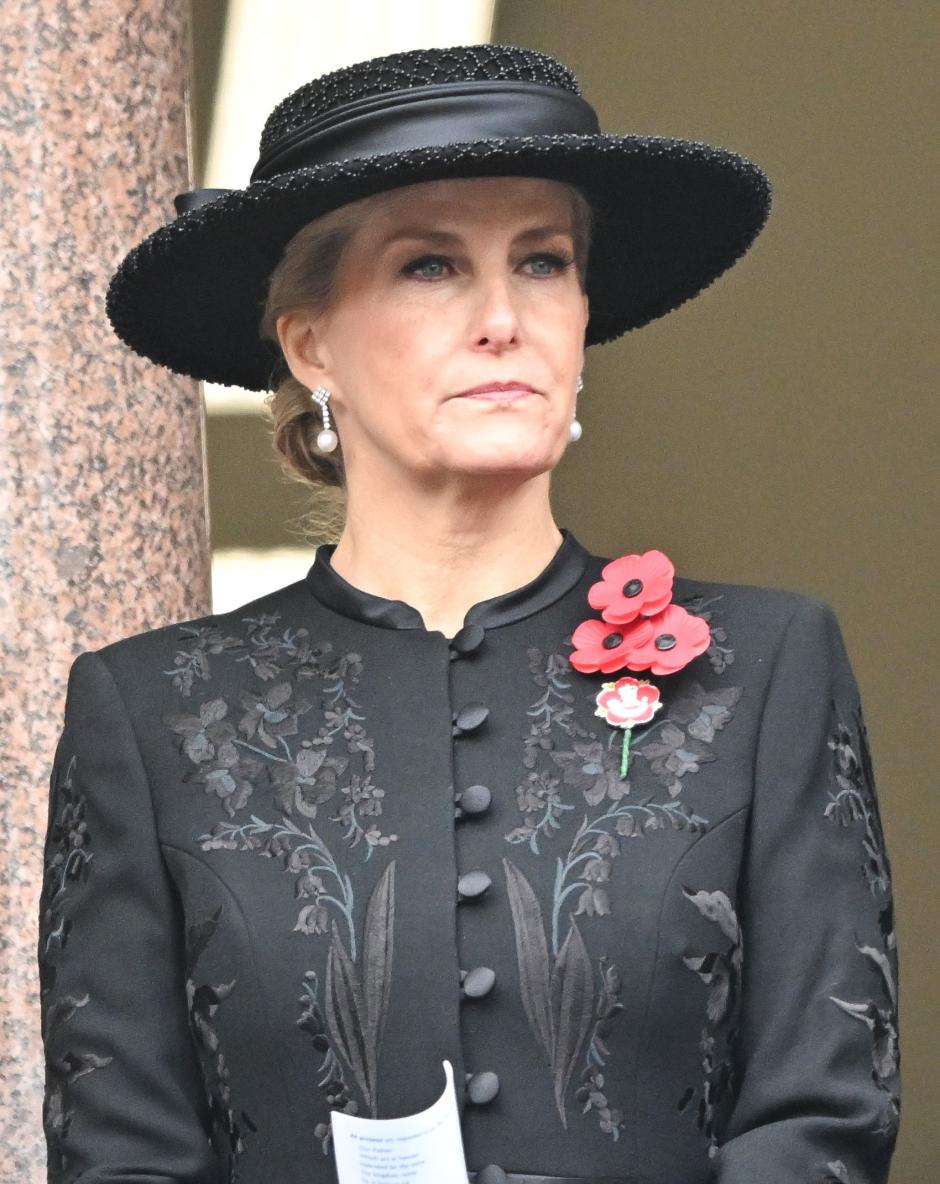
{"left": 0, "top": 0, "right": 208, "bottom": 1173}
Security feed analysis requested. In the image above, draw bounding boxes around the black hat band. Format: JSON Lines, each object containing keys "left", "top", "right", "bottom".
{"left": 249, "top": 79, "right": 600, "bottom": 182}
{"left": 174, "top": 80, "right": 599, "bottom": 217}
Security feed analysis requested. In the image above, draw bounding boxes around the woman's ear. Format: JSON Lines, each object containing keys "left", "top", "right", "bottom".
{"left": 276, "top": 310, "right": 334, "bottom": 389}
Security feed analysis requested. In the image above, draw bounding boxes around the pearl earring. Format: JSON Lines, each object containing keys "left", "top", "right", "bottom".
{"left": 569, "top": 373, "right": 584, "bottom": 442}
{"left": 310, "top": 385, "right": 338, "bottom": 453}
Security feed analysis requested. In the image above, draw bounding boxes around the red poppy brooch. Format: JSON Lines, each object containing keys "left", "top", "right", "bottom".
{"left": 570, "top": 549, "right": 710, "bottom": 778}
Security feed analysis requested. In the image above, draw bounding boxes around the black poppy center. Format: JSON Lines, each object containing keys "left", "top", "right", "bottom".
{"left": 622, "top": 578, "right": 644, "bottom": 598}
{"left": 654, "top": 633, "right": 677, "bottom": 651}
{"left": 602, "top": 632, "right": 624, "bottom": 649}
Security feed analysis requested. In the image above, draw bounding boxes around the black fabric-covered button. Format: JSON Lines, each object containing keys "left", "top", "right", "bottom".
{"left": 457, "top": 869, "right": 492, "bottom": 901}
{"left": 450, "top": 622, "right": 486, "bottom": 656}
{"left": 455, "top": 783, "right": 492, "bottom": 819}
{"left": 466, "top": 1070, "right": 500, "bottom": 1105}
{"left": 476, "top": 1166, "right": 509, "bottom": 1184}
{"left": 453, "top": 702, "right": 489, "bottom": 735}
{"left": 461, "top": 966, "right": 496, "bottom": 999}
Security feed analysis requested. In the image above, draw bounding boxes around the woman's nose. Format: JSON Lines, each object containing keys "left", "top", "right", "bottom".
{"left": 472, "top": 272, "right": 520, "bottom": 348}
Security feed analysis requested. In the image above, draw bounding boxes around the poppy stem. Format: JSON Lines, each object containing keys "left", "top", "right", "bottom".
{"left": 620, "top": 728, "right": 632, "bottom": 779}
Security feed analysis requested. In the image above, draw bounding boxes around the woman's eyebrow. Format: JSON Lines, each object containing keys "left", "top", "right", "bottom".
{"left": 379, "top": 223, "right": 573, "bottom": 249}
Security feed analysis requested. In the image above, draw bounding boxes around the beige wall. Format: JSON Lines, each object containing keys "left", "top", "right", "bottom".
{"left": 491, "top": 2, "right": 935, "bottom": 1179}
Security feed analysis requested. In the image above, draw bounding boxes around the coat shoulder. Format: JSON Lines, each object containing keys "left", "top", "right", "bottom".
{"left": 79, "top": 576, "right": 314, "bottom": 682}
{"left": 674, "top": 571, "right": 838, "bottom": 633}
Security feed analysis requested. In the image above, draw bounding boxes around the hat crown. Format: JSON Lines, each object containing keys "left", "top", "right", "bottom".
{"left": 258, "top": 43, "right": 582, "bottom": 158}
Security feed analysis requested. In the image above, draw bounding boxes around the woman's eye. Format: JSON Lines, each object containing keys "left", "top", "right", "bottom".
{"left": 526, "top": 252, "right": 573, "bottom": 276}
{"left": 402, "top": 254, "right": 451, "bottom": 280}
{"left": 401, "top": 251, "right": 574, "bottom": 281}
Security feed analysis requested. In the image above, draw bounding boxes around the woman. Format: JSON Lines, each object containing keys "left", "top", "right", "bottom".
{"left": 39, "top": 43, "right": 899, "bottom": 1184}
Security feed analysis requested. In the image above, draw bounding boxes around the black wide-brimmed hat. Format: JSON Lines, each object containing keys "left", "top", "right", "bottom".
{"left": 105, "top": 43, "right": 773, "bottom": 392}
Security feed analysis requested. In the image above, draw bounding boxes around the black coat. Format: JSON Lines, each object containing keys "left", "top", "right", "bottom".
{"left": 38, "top": 528, "right": 900, "bottom": 1183}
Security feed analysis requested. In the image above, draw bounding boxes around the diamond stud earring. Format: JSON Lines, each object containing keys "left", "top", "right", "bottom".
{"left": 310, "top": 385, "right": 338, "bottom": 452}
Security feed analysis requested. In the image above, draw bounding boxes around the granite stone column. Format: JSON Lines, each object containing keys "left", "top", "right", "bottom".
{"left": 0, "top": 0, "right": 209, "bottom": 1172}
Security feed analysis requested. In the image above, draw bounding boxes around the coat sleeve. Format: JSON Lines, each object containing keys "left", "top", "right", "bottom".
{"left": 38, "top": 649, "right": 219, "bottom": 1182}
{"left": 713, "top": 598, "right": 900, "bottom": 1183}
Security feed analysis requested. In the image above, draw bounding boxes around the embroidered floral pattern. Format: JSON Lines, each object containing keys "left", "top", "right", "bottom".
{"left": 826, "top": 704, "right": 893, "bottom": 907}
{"left": 298, "top": 970, "right": 358, "bottom": 1156}
{"left": 163, "top": 615, "right": 397, "bottom": 943}
{"left": 633, "top": 682, "right": 742, "bottom": 798}
{"left": 185, "top": 907, "right": 256, "bottom": 1177}
{"left": 557, "top": 801, "right": 708, "bottom": 945}
{"left": 677, "top": 887, "right": 743, "bottom": 1159}
{"left": 825, "top": 702, "right": 900, "bottom": 1136}
{"left": 508, "top": 649, "right": 710, "bottom": 934}
{"left": 575, "top": 956, "right": 627, "bottom": 1141}
{"left": 821, "top": 1161, "right": 869, "bottom": 1184}
{"left": 508, "top": 649, "right": 719, "bottom": 841}
{"left": 504, "top": 646, "right": 715, "bottom": 1137}
{"left": 165, "top": 614, "right": 323, "bottom": 696}
{"left": 38, "top": 751, "right": 113, "bottom": 1174}
{"left": 677, "top": 593, "right": 736, "bottom": 675}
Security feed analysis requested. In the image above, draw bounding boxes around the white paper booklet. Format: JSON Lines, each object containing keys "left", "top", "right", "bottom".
{"left": 330, "top": 1059, "right": 470, "bottom": 1184}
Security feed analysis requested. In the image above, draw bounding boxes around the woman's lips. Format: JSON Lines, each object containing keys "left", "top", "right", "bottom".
{"left": 460, "top": 389, "right": 536, "bottom": 403}
{"left": 455, "top": 382, "right": 539, "bottom": 403}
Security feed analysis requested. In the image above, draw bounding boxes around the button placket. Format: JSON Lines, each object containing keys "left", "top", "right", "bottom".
{"left": 449, "top": 624, "right": 501, "bottom": 1118}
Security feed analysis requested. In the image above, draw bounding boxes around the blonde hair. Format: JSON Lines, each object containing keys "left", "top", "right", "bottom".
{"left": 258, "top": 181, "right": 594, "bottom": 531}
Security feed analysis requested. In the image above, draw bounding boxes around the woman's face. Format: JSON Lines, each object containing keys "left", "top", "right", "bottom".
{"left": 278, "top": 176, "right": 590, "bottom": 490}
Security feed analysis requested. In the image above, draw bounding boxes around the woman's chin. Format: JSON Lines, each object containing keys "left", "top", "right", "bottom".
{"left": 436, "top": 440, "right": 565, "bottom": 478}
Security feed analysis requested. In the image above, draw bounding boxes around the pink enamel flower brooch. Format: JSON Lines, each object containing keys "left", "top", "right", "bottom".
{"left": 570, "top": 549, "right": 710, "bottom": 778}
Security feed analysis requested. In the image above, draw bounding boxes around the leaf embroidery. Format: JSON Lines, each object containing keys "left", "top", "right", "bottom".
{"left": 362, "top": 862, "right": 396, "bottom": 1051}
{"left": 825, "top": 702, "right": 899, "bottom": 1135}
{"left": 325, "top": 929, "right": 373, "bottom": 1112}
{"left": 185, "top": 906, "right": 256, "bottom": 1176}
{"left": 503, "top": 859, "right": 596, "bottom": 1127}
{"left": 39, "top": 751, "right": 113, "bottom": 1175}
{"left": 549, "top": 919, "right": 595, "bottom": 1126}
{"left": 503, "top": 858, "right": 553, "bottom": 1060}
{"left": 324, "top": 862, "right": 396, "bottom": 1117}
{"left": 678, "top": 887, "right": 743, "bottom": 1158}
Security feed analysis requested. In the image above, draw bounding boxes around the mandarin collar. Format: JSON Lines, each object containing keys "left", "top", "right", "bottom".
{"left": 304, "top": 527, "right": 591, "bottom": 633}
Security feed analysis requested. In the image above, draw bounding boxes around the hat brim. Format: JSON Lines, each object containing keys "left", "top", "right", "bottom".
{"left": 105, "top": 132, "right": 772, "bottom": 391}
